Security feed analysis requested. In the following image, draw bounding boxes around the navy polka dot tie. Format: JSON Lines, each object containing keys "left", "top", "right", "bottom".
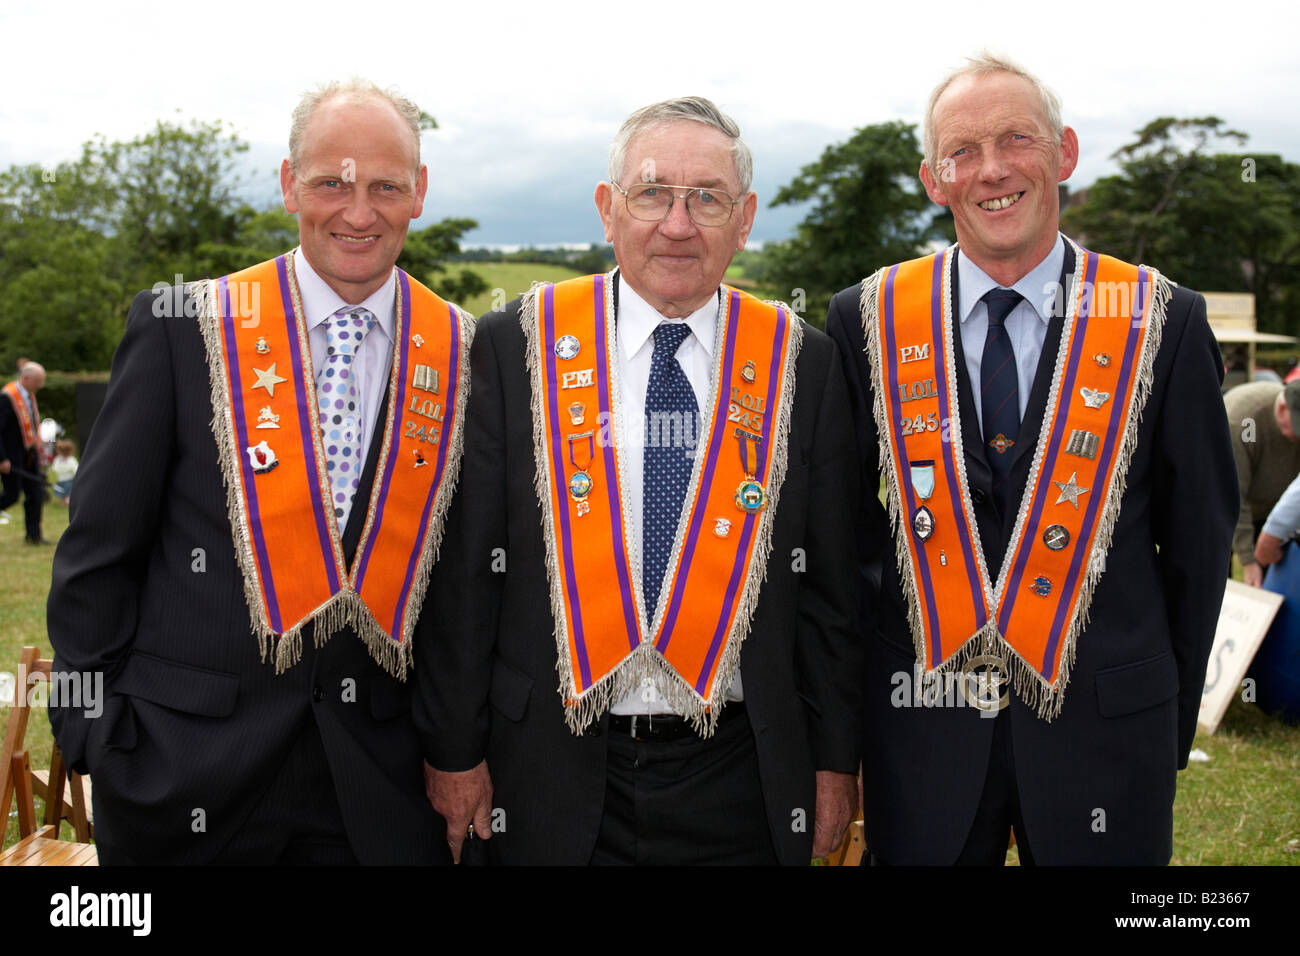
{"left": 980, "top": 288, "right": 1023, "bottom": 515}
{"left": 642, "top": 322, "right": 697, "bottom": 620}
{"left": 317, "top": 307, "right": 376, "bottom": 532}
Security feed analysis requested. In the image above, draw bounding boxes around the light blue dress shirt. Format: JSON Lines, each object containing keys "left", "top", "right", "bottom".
{"left": 957, "top": 234, "right": 1066, "bottom": 436}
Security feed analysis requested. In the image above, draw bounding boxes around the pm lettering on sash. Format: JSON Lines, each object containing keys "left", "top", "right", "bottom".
{"left": 900, "top": 344, "right": 930, "bottom": 364}
{"left": 561, "top": 368, "right": 594, "bottom": 389}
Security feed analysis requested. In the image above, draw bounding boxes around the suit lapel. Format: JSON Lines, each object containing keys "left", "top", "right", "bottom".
{"left": 343, "top": 380, "right": 393, "bottom": 570}
{"left": 1006, "top": 243, "right": 1075, "bottom": 475}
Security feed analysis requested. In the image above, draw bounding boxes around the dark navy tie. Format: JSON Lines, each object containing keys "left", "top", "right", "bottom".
{"left": 642, "top": 322, "right": 697, "bottom": 620}
{"left": 980, "top": 289, "right": 1023, "bottom": 512}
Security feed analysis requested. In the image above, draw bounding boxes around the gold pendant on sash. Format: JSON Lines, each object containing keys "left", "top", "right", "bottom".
{"left": 733, "top": 427, "right": 766, "bottom": 514}
{"left": 910, "top": 459, "right": 936, "bottom": 542}
{"left": 568, "top": 430, "right": 595, "bottom": 516}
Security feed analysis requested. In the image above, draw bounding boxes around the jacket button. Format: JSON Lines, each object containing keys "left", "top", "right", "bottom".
{"left": 584, "top": 725, "right": 602, "bottom": 737}
{"left": 972, "top": 488, "right": 986, "bottom": 504}
{"left": 311, "top": 684, "right": 323, "bottom": 703}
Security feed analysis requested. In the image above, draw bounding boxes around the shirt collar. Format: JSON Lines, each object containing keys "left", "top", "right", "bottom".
{"left": 616, "top": 272, "right": 718, "bottom": 359}
{"left": 957, "top": 233, "right": 1065, "bottom": 327}
{"left": 294, "top": 247, "right": 396, "bottom": 343}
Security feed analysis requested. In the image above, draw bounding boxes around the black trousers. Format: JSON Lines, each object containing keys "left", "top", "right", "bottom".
{"left": 868, "top": 709, "right": 1035, "bottom": 866}
{"left": 591, "top": 709, "right": 778, "bottom": 866}
{"left": 0, "top": 452, "right": 43, "bottom": 541}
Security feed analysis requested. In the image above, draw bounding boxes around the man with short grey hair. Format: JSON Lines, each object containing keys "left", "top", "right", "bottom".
{"left": 48, "top": 80, "right": 471, "bottom": 864}
{"left": 417, "top": 96, "right": 862, "bottom": 865}
{"left": 827, "top": 54, "right": 1236, "bottom": 864}
{"left": 1225, "top": 379, "right": 1300, "bottom": 583}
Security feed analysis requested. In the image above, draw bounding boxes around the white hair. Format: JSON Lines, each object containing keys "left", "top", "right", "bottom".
{"left": 289, "top": 78, "right": 422, "bottom": 171}
{"left": 921, "top": 52, "right": 1065, "bottom": 174}
{"left": 608, "top": 96, "right": 753, "bottom": 194}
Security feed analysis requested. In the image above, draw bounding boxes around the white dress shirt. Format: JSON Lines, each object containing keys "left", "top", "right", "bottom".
{"left": 957, "top": 234, "right": 1065, "bottom": 436}
{"left": 294, "top": 248, "right": 395, "bottom": 530}
{"left": 610, "top": 275, "right": 744, "bottom": 715}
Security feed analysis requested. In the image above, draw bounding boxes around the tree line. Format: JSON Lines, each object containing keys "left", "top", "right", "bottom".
{"left": 2, "top": 114, "right": 1296, "bottom": 373}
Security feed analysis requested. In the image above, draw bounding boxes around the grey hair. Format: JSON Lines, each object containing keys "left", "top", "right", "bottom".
{"left": 921, "top": 52, "right": 1065, "bottom": 174}
{"left": 289, "top": 78, "right": 422, "bottom": 171}
{"left": 608, "top": 96, "right": 753, "bottom": 194}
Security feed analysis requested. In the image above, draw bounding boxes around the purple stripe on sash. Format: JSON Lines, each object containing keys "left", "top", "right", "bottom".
{"left": 883, "top": 265, "right": 941, "bottom": 664}
{"left": 276, "top": 256, "right": 339, "bottom": 595}
{"left": 544, "top": 286, "right": 592, "bottom": 687}
{"left": 1001, "top": 252, "right": 1099, "bottom": 639}
{"left": 931, "top": 254, "right": 985, "bottom": 627}
{"left": 1041, "top": 264, "right": 1147, "bottom": 673}
{"left": 693, "top": 297, "right": 787, "bottom": 694}
{"left": 390, "top": 286, "right": 457, "bottom": 637}
{"left": 354, "top": 275, "right": 411, "bottom": 588}
{"left": 223, "top": 274, "right": 281, "bottom": 633}
{"left": 658, "top": 290, "right": 742, "bottom": 654}
{"left": 593, "top": 276, "right": 641, "bottom": 651}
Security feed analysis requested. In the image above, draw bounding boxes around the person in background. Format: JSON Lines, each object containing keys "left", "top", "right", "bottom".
{"left": 1, "top": 361, "right": 51, "bottom": 544}
{"left": 50, "top": 439, "right": 78, "bottom": 505}
{"left": 1224, "top": 379, "right": 1300, "bottom": 586}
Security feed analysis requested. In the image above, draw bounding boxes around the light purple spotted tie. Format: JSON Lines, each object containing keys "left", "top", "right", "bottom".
{"left": 317, "top": 306, "right": 376, "bottom": 532}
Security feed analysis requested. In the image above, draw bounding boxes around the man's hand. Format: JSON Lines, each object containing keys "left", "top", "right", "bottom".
{"left": 0, "top": 459, "right": 9, "bottom": 474}
{"left": 813, "top": 769, "right": 858, "bottom": 859}
{"left": 1243, "top": 560, "right": 1265, "bottom": 587}
{"left": 1254, "top": 534, "right": 1286, "bottom": 570}
{"left": 424, "top": 759, "right": 493, "bottom": 864}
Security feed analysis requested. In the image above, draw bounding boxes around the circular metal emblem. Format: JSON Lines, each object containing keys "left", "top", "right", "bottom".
{"left": 734, "top": 479, "right": 766, "bottom": 513}
{"left": 912, "top": 505, "right": 935, "bottom": 542}
{"left": 554, "top": 335, "right": 581, "bottom": 360}
{"left": 1043, "top": 524, "right": 1070, "bottom": 551}
{"left": 568, "top": 470, "right": 593, "bottom": 500}
{"left": 958, "top": 654, "right": 1010, "bottom": 713}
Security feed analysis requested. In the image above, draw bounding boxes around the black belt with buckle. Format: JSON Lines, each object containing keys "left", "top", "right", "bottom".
{"left": 608, "top": 701, "right": 746, "bottom": 742}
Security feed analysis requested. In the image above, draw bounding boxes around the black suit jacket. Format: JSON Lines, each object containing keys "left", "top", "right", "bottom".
{"left": 826, "top": 244, "right": 1237, "bottom": 864}
{"left": 47, "top": 283, "right": 442, "bottom": 864}
{"left": 413, "top": 287, "right": 863, "bottom": 864}
{"left": 0, "top": 382, "right": 35, "bottom": 469}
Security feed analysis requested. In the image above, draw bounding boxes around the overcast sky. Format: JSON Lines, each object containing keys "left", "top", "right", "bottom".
{"left": 4, "top": 0, "right": 1297, "bottom": 246}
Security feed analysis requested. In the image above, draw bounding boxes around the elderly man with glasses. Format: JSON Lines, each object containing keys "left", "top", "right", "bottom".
{"left": 415, "top": 96, "right": 863, "bottom": 865}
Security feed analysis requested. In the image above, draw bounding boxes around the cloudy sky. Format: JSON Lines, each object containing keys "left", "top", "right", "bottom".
{"left": 4, "top": 0, "right": 1297, "bottom": 246}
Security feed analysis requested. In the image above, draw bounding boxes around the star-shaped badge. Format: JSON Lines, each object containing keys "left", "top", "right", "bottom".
{"left": 1053, "top": 471, "right": 1089, "bottom": 509}
{"left": 250, "top": 362, "right": 288, "bottom": 397}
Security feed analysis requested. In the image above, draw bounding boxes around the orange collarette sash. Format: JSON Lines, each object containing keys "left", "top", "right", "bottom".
{"left": 194, "top": 255, "right": 472, "bottom": 676}
{"left": 862, "top": 239, "right": 1170, "bottom": 717}
{"left": 3, "top": 381, "right": 42, "bottom": 460}
{"left": 523, "top": 273, "right": 801, "bottom": 734}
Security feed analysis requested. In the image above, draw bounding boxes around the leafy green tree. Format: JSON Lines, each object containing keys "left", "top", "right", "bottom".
{"left": 766, "top": 121, "right": 940, "bottom": 322}
{"left": 1062, "top": 117, "right": 1300, "bottom": 335}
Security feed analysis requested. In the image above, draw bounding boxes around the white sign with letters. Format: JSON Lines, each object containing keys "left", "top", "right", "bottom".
{"left": 1198, "top": 579, "right": 1283, "bottom": 734}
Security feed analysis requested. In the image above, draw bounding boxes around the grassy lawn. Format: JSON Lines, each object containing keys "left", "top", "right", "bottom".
{"left": 453, "top": 262, "right": 583, "bottom": 317}
{"left": 4, "top": 494, "right": 1298, "bottom": 863}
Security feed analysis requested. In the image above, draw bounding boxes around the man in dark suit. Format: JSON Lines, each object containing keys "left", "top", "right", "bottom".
{"left": 416, "top": 97, "right": 862, "bottom": 865}
{"left": 826, "top": 54, "right": 1236, "bottom": 864}
{"left": 1, "top": 361, "right": 50, "bottom": 544}
{"left": 47, "top": 80, "right": 469, "bottom": 864}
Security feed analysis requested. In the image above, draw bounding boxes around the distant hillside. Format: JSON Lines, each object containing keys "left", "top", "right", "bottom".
{"left": 454, "top": 262, "right": 583, "bottom": 317}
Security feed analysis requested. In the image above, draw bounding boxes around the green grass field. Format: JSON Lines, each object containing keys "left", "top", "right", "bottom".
{"left": 453, "top": 262, "right": 583, "bottom": 317}
{"left": 3, "top": 496, "right": 1298, "bottom": 862}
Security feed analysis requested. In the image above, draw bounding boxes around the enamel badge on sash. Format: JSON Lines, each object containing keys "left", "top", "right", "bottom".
{"left": 734, "top": 428, "right": 766, "bottom": 513}
{"left": 910, "top": 459, "right": 936, "bottom": 542}
{"left": 568, "top": 430, "right": 594, "bottom": 515}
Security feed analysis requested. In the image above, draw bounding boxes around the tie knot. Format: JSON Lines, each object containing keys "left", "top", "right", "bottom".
{"left": 982, "top": 289, "right": 1022, "bottom": 327}
{"left": 652, "top": 322, "right": 692, "bottom": 359}
{"left": 325, "top": 307, "right": 376, "bottom": 351}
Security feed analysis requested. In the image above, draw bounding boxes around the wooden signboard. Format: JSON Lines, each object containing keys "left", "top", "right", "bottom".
{"left": 1198, "top": 580, "right": 1283, "bottom": 734}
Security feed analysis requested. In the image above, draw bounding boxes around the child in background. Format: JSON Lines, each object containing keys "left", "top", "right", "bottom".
{"left": 51, "top": 439, "right": 77, "bottom": 505}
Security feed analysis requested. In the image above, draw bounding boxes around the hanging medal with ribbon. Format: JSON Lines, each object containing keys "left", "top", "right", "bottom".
{"left": 733, "top": 427, "right": 767, "bottom": 513}
{"left": 910, "top": 458, "right": 936, "bottom": 542}
{"left": 568, "top": 430, "right": 595, "bottom": 515}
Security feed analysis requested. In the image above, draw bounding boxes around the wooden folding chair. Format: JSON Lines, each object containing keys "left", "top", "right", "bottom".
{"left": 0, "top": 646, "right": 97, "bottom": 865}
